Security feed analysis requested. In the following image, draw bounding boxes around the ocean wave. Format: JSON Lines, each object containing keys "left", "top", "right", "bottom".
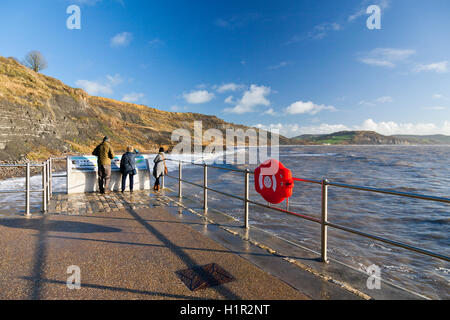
{"left": 384, "top": 265, "right": 414, "bottom": 274}
{"left": 287, "top": 152, "right": 337, "bottom": 157}
{"left": 393, "top": 161, "right": 416, "bottom": 167}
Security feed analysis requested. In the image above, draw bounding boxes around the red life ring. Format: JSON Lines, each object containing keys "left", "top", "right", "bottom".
{"left": 254, "top": 159, "right": 294, "bottom": 204}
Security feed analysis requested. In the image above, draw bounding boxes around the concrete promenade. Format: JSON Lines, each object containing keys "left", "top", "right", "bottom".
{"left": 0, "top": 191, "right": 317, "bottom": 300}
{"left": 0, "top": 189, "right": 425, "bottom": 300}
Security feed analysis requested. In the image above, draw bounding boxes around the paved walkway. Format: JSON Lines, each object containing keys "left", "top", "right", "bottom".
{"left": 0, "top": 192, "right": 311, "bottom": 300}
{"left": 48, "top": 191, "right": 160, "bottom": 215}
{"left": 0, "top": 189, "right": 425, "bottom": 300}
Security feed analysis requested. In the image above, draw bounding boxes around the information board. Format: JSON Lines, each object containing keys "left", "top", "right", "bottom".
{"left": 70, "top": 155, "right": 149, "bottom": 172}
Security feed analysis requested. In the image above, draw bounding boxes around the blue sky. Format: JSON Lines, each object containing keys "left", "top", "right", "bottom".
{"left": 1, "top": 0, "right": 450, "bottom": 137}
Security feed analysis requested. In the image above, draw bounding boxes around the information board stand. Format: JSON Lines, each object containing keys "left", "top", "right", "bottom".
{"left": 67, "top": 155, "right": 153, "bottom": 194}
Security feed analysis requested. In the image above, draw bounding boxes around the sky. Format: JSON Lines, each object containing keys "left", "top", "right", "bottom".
{"left": 1, "top": 0, "right": 450, "bottom": 137}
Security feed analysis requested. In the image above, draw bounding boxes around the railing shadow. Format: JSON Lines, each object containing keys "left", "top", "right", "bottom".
{"left": 19, "top": 276, "right": 209, "bottom": 300}
{"left": 0, "top": 216, "right": 121, "bottom": 300}
{"left": 0, "top": 218, "right": 122, "bottom": 234}
{"left": 124, "top": 206, "right": 242, "bottom": 300}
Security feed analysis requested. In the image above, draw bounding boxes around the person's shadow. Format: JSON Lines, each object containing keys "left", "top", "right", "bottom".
{"left": 0, "top": 218, "right": 121, "bottom": 234}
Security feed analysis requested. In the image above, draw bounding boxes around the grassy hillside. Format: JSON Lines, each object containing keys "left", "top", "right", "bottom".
{"left": 392, "top": 134, "right": 450, "bottom": 145}
{"left": 292, "top": 131, "right": 450, "bottom": 145}
{"left": 0, "top": 56, "right": 287, "bottom": 161}
{"left": 291, "top": 131, "right": 412, "bottom": 145}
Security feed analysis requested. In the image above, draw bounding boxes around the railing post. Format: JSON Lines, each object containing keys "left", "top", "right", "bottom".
{"left": 178, "top": 161, "right": 182, "bottom": 199}
{"left": 66, "top": 156, "right": 69, "bottom": 194}
{"left": 42, "top": 162, "right": 47, "bottom": 213}
{"left": 25, "top": 163, "right": 30, "bottom": 216}
{"left": 48, "top": 158, "right": 52, "bottom": 198}
{"left": 46, "top": 160, "right": 51, "bottom": 203}
{"left": 244, "top": 169, "right": 249, "bottom": 229}
{"left": 203, "top": 163, "right": 208, "bottom": 211}
{"left": 321, "top": 179, "right": 329, "bottom": 263}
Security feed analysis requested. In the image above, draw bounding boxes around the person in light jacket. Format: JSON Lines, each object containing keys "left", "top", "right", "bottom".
{"left": 153, "top": 147, "right": 167, "bottom": 191}
{"left": 120, "top": 146, "right": 137, "bottom": 193}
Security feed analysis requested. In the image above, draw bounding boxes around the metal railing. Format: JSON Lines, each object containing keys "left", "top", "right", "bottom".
{"left": 0, "top": 157, "right": 68, "bottom": 216}
{"left": 163, "top": 158, "right": 450, "bottom": 263}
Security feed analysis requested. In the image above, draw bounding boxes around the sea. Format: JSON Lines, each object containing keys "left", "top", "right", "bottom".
{"left": 0, "top": 145, "right": 448, "bottom": 299}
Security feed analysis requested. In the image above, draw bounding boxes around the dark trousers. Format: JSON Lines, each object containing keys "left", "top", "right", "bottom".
{"left": 98, "top": 165, "right": 111, "bottom": 193}
{"left": 154, "top": 176, "right": 160, "bottom": 187}
{"left": 121, "top": 172, "right": 134, "bottom": 192}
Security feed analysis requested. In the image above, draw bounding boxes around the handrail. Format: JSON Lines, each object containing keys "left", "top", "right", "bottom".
{"left": 0, "top": 164, "right": 45, "bottom": 167}
{"left": 164, "top": 158, "right": 450, "bottom": 263}
{"left": 326, "top": 181, "right": 450, "bottom": 204}
{"left": 0, "top": 189, "right": 45, "bottom": 193}
{"left": 0, "top": 157, "right": 65, "bottom": 215}
{"left": 165, "top": 158, "right": 253, "bottom": 174}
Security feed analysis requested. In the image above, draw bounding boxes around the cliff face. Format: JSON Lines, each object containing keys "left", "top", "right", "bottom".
{"left": 0, "top": 56, "right": 283, "bottom": 161}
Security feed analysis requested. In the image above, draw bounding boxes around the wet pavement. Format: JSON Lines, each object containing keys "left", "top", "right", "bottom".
{"left": 0, "top": 191, "right": 313, "bottom": 299}
{"left": 0, "top": 189, "right": 422, "bottom": 300}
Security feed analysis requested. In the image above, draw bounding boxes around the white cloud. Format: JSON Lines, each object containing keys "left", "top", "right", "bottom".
{"left": 360, "top": 48, "right": 449, "bottom": 75}
{"left": 263, "top": 108, "right": 276, "bottom": 115}
{"left": 432, "top": 93, "right": 449, "bottom": 101}
{"left": 286, "top": 22, "right": 342, "bottom": 44}
{"left": 75, "top": 73, "right": 123, "bottom": 96}
{"left": 75, "top": 80, "right": 113, "bottom": 96}
{"left": 224, "top": 96, "right": 234, "bottom": 104}
{"left": 359, "top": 100, "right": 376, "bottom": 107}
{"left": 255, "top": 123, "right": 349, "bottom": 138}
{"left": 359, "top": 48, "right": 416, "bottom": 68}
{"left": 359, "top": 58, "right": 395, "bottom": 68}
{"left": 360, "top": 96, "right": 393, "bottom": 106}
{"left": 122, "top": 92, "right": 145, "bottom": 103}
{"left": 348, "top": 0, "right": 391, "bottom": 22}
{"left": 310, "top": 22, "right": 342, "bottom": 39}
{"left": 413, "top": 61, "right": 449, "bottom": 73}
{"left": 111, "top": 32, "right": 133, "bottom": 47}
{"left": 375, "top": 96, "right": 393, "bottom": 103}
{"left": 216, "top": 83, "right": 244, "bottom": 93}
{"left": 224, "top": 84, "right": 271, "bottom": 114}
{"left": 357, "top": 118, "right": 450, "bottom": 135}
{"left": 287, "top": 1, "right": 389, "bottom": 44}
{"left": 267, "top": 61, "right": 290, "bottom": 70}
{"left": 285, "top": 100, "right": 336, "bottom": 115}
{"left": 424, "top": 106, "right": 447, "bottom": 111}
{"left": 255, "top": 119, "right": 450, "bottom": 138}
{"left": 183, "top": 90, "right": 215, "bottom": 104}
{"left": 106, "top": 73, "right": 123, "bottom": 86}
{"left": 348, "top": 8, "right": 366, "bottom": 22}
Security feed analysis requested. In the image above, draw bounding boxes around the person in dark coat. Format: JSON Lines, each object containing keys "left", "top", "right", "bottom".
{"left": 153, "top": 147, "right": 167, "bottom": 191}
{"left": 120, "top": 146, "right": 137, "bottom": 193}
{"left": 92, "top": 136, "right": 115, "bottom": 194}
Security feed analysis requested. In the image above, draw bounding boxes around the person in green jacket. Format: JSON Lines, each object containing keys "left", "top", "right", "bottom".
{"left": 92, "top": 136, "right": 115, "bottom": 194}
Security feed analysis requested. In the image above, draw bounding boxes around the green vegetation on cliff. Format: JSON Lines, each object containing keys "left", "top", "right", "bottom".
{"left": 0, "top": 56, "right": 283, "bottom": 160}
